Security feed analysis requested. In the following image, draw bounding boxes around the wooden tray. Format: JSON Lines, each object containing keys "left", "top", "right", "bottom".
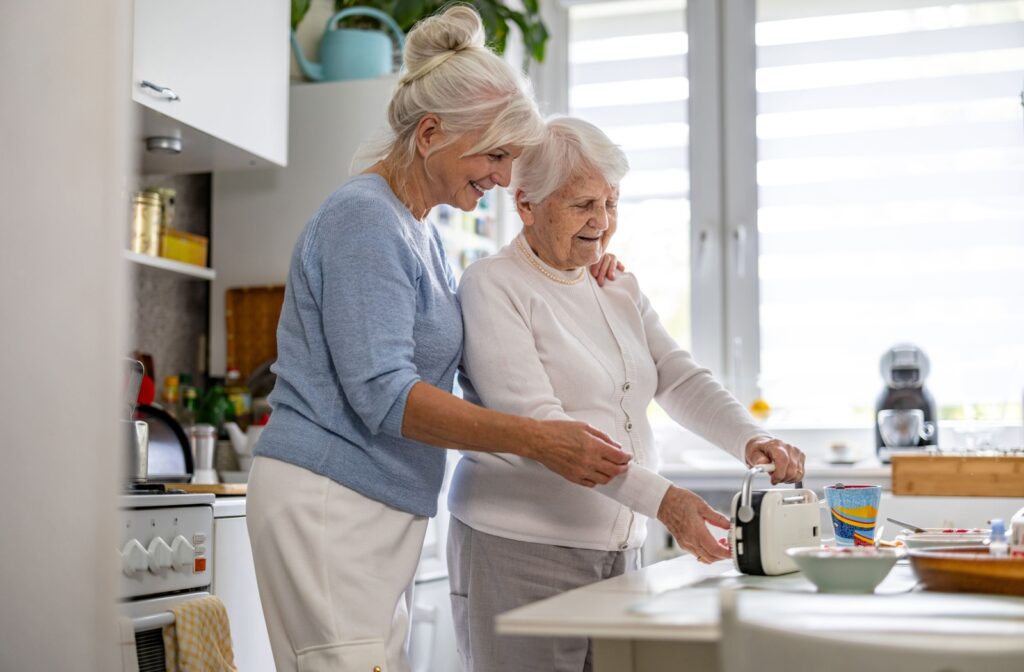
{"left": 891, "top": 455, "right": 1024, "bottom": 497}
{"left": 154, "top": 482, "right": 247, "bottom": 496}
{"left": 909, "top": 546, "right": 1024, "bottom": 596}
{"left": 225, "top": 285, "right": 285, "bottom": 379}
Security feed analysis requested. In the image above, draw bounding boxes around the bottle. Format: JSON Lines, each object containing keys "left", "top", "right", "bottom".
{"left": 988, "top": 519, "right": 1008, "bottom": 557}
{"left": 225, "top": 368, "right": 252, "bottom": 428}
{"left": 161, "top": 375, "right": 180, "bottom": 416}
{"left": 1009, "top": 507, "right": 1024, "bottom": 558}
{"left": 179, "top": 385, "right": 199, "bottom": 428}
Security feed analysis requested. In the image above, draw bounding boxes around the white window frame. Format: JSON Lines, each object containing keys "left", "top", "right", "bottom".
{"left": 534, "top": 0, "right": 762, "bottom": 402}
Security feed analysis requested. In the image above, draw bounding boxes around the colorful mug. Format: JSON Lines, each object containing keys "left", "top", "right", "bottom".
{"left": 824, "top": 484, "right": 882, "bottom": 546}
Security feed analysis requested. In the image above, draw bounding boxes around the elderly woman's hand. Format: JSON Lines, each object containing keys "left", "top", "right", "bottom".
{"left": 525, "top": 420, "right": 632, "bottom": 487}
{"left": 589, "top": 253, "right": 625, "bottom": 287}
{"left": 657, "top": 486, "right": 732, "bottom": 564}
{"left": 745, "top": 436, "right": 805, "bottom": 485}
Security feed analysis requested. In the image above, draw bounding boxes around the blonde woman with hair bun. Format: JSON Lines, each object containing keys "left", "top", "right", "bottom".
{"left": 246, "top": 6, "right": 631, "bottom": 672}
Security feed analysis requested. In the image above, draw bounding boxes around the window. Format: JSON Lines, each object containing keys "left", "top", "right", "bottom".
{"left": 567, "top": 0, "right": 692, "bottom": 347}
{"left": 755, "top": 0, "right": 1024, "bottom": 426}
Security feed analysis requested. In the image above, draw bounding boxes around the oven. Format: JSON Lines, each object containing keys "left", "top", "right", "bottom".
{"left": 119, "top": 491, "right": 215, "bottom": 672}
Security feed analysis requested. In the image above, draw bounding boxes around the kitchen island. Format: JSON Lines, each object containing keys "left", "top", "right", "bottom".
{"left": 496, "top": 554, "right": 1024, "bottom": 672}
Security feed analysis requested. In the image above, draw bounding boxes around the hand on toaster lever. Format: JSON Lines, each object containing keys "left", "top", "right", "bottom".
{"left": 657, "top": 486, "right": 732, "bottom": 564}
{"left": 745, "top": 436, "right": 806, "bottom": 485}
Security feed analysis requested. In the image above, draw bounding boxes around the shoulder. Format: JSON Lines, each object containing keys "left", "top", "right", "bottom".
{"left": 304, "top": 175, "right": 415, "bottom": 259}
{"left": 599, "top": 270, "right": 643, "bottom": 302}
{"left": 458, "top": 244, "right": 525, "bottom": 296}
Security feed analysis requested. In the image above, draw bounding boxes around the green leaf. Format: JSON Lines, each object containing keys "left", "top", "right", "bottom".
{"left": 393, "top": 0, "right": 427, "bottom": 30}
{"left": 291, "top": 0, "right": 312, "bottom": 30}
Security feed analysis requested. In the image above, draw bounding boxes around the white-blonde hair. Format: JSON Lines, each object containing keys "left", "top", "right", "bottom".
{"left": 513, "top": 116, "right": 630, "bottom": 204}
{"left": 353, "top": 3, "right": 544, "bottom": 173}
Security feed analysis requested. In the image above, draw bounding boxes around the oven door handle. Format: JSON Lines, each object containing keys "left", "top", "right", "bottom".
{"left": 132, "top": 611, "right": 175, "bottom": 632}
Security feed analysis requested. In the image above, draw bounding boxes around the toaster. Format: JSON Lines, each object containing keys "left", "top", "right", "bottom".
{"left": 729, "top": 464, "right": 821, "bottom": 576}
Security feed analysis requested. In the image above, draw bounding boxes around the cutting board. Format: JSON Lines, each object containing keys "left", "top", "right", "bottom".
{"left": 155, "top": 482, "right": 247, "bottom": 496}
{"left": 891, "top": 455, "right": 1024, "bottom": 497}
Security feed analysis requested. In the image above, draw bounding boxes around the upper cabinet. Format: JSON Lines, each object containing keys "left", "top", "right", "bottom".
{"left": 133, "top": 0, "right": 289, "bottom": 174}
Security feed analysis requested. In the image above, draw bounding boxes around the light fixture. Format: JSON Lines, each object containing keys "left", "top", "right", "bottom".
{"left": 145, "top": 136, "right": 183, "bottom": 154}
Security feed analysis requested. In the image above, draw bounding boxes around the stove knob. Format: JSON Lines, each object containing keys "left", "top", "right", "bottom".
{"left": 121, "top": 539, "right": 149, "bottom": 576}
{"left": 147, "top": 537, "right": 173, "bottom": 573}
{"left": 170, "top": 535, "right": 195, "bottom": 572}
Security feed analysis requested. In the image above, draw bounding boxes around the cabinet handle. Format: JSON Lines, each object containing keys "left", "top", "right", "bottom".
{"left": 140, "top": 80, "right": 180, "bottom": 101}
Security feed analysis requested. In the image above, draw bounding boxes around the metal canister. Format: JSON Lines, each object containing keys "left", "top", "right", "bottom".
{"left": 130, "top": 190, "right": 162, "bottom": 256}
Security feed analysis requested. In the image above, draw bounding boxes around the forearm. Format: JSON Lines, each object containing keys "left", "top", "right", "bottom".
{"left": 401, "top": 381, "right": 541, "bottom": 458}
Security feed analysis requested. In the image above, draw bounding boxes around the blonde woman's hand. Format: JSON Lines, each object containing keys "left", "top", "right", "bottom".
{"left": 745, "top": 436, "right": 805, "bottom": 484}
{"left": 589, "top": 253, "right": 625, "bottom": 287}
{"left": 525, "top": 420, "right": 631, "bottom": 487}
{"left": 657, "top": 486, "right": 732, "bottom": 564}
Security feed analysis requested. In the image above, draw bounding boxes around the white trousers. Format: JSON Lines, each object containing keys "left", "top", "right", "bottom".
{"left": 247, "top": 457, "right": 428, "bottom": 672}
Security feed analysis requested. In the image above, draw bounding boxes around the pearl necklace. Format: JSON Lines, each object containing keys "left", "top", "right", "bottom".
{"left": 515, "top": 236, "right": 586, "bottom": 285}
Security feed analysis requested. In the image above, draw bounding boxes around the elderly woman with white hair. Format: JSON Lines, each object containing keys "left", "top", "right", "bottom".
{"left": 448, "top": 116, "right": 806, "bottom": 672}
{"left": 246, "top": 9, "right": 632, "bottom": 671}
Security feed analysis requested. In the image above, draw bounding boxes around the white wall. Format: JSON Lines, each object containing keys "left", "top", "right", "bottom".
{"left": 210, "top": 77, "right": 396, "bottom": 375}
{"left": 0, "top": 3, "right": 128, "bottom": 670}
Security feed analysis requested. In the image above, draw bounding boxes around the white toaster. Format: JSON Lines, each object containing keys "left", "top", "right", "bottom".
{"left": 729, "top": 465, "right": 821, "bottom": 576}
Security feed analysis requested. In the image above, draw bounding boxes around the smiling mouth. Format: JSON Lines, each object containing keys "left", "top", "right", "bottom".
{"left": 469, "top": 180, "right": 487, "bottom": 195}
{"left": 576, "top": 234, "right": 602, "bottom": 243}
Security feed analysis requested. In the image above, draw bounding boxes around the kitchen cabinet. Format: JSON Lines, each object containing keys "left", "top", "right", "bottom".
{"left": 211, "top": 498, "right": 274, "bottom": 672}
{"left": 132, "top": 0, "right": 289, "bottom": 174}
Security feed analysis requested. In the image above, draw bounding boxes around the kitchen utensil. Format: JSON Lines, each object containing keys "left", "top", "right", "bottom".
{"left": 291, "top": 7, "right": 404, "bottom": 82}
{"left": 135, "top": 404, "right": 193, "bottom": 482}
{"left": 824, "top": 484, "right": 881, "bottom": 547}
{"left": 730, "top": 465, "right": 821, "bottom": 576}
{"left": 224, "top": 421, "right": 264, "bottom": 457}
{"left": 190, "top": 424, "right": 218, "bottom": 485}
{"left": 123, "top": 358, "right": 144, "bottom": 421}
{"left": 908, "top": 546, "right": 1024, "bottom": 596}
{"left": 125, "top": 420, "right": 149, "bottom": 484}
{"left": 878, "top": 409, "right": 935, "bottom": 448}
{"left": 786, "top": 546, "right": 900, "bottom": 594}
{"left": 886, "top": 516, "right": 927, "bottom": 534}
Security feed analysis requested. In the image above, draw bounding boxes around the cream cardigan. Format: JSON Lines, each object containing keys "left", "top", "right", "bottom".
{"left": 448, "top": 234, "right": 769, "bottom": 551}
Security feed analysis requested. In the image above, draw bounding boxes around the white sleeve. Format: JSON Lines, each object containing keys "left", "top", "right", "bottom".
{"left": 459, "top": 266, "right": 672, "bottom": 519}
{"left": 636, "top": 285, "right": 770, "bottom": 461}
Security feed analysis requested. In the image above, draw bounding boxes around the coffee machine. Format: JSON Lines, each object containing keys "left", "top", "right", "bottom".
{"left": 875, "top": 343, "right": 937, "bottom": 462}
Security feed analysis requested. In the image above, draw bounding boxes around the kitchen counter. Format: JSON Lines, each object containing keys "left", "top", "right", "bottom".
{"left": 496, "top": 555, "right": 1024, "bottom": 672}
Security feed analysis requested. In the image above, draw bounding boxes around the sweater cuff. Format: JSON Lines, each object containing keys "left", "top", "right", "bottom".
{"left": 380, "top": 378, "right": 420, "bottom": 438}
{"left": 631, "top": 468, "right": 674, "bottom": 519}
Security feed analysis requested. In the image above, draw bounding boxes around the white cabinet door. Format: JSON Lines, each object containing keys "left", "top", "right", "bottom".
{"left": 133, "top": 0, "right": 288, "bottom": 172}
{"left": 212, "top": 514, "right": 275, "bottom": 672}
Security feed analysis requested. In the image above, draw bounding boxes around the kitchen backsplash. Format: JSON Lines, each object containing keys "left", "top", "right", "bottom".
{"left": 128, "top": 172, "right": 211, "bottom": 387}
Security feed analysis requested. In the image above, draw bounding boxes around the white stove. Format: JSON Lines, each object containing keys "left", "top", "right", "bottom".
{"left": 119, "top": 490, "right": 215, "bottom": 671}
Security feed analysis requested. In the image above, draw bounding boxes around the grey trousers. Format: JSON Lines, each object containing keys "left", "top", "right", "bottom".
{"left": 447, "top": 516, "right": 640, "bottom": 672}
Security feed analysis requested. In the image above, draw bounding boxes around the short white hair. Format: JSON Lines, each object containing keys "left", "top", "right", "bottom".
{"left": 512, "top": 116, "right": 630, "bottom": 204}
{"left": 354, "top": 4, "right": 544, "bottom": 172}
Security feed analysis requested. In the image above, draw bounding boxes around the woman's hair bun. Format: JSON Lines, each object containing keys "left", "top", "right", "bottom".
{"left": 404, "top": 4, "right": 486, "bottom": 72}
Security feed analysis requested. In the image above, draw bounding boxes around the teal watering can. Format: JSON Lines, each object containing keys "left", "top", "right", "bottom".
{"left": 292, "top": 7, "right": 405, "bottom": 82}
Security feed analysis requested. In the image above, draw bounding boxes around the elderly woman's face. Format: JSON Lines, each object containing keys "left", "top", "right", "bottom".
{"left": 519, "top": 169, "right": 618, "bottom": 270}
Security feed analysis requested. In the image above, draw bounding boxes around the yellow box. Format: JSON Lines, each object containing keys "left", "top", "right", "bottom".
{"left": 160, "top": 228, "right": 209, "bottom": 267}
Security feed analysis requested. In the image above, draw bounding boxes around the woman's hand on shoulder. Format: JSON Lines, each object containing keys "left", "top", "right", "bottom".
{"left": 657, "top": 486, "right": 732, "bottom": 564}
{"left": 589, "top": 252, "right": 625, "bottom": 287}
{"left": 745, "top": 436, "right": 805, "bottom": 484}
{"left": 523, "top": 420, "right": 631, "bottom": 486}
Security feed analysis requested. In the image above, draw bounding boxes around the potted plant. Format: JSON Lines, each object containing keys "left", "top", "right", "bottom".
{"left": 292, "top": 0, "right": 549, "bottom": 75}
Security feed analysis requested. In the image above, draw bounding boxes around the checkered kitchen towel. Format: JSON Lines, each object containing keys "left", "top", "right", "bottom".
{"left": 162, "top": 595, "right": 238, "bottom": 672}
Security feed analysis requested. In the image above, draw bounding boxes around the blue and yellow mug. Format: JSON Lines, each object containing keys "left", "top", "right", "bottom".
{"left": 824, "top": 484, "right": 882, "bottom": 546}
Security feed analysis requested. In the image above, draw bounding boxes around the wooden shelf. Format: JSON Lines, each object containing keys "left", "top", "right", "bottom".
{"left": 124, "top": 250, "right": 216, "bottom": 280}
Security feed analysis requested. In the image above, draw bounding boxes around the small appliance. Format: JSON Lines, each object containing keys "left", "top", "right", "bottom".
{"left": 875, "top": 343, "right": 937, "bottom": 463}
{"left": 730, "top": 465, "right": 821, "bottom": 576}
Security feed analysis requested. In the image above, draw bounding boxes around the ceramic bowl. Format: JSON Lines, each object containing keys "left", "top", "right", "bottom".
{"left": 895, "top": 528, "right": 988, "bottom": 550}
{"left": 786, "top": 546, "right": 900, "bottom": 593}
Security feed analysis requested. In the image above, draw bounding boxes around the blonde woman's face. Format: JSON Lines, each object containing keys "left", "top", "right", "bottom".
{"left": 426, "top": 129, "right": 522, "bottom": 212}
{"left": 519, "top": 169, "right": 619, "bottom": 270}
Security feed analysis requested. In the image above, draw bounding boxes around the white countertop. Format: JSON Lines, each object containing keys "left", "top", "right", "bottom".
{"left": 496, "top": 555, "right": 1024, "bottom": 643}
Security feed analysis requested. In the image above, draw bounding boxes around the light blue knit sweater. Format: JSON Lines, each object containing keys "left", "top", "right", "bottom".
{"left": 256, "top": 174, "right": 463, "bottom": 517}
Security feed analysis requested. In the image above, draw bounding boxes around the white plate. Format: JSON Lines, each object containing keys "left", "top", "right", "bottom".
{"left": 896, "top": 528, "right": 988, "bottom": 550}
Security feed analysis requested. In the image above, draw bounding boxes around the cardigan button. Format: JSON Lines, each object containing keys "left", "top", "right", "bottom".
{"left": 625, "top": 421, "right": 633, "bottom": 431}
{"left": 623, "top": 381, "right": 631, "bottom": 392}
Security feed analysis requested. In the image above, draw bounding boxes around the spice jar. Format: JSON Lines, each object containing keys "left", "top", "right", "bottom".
{"left": 130, "top": 191, "right": 162, "bottom": 256}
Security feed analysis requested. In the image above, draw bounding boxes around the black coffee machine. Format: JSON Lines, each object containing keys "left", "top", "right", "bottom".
{"left": 875, "top": 343, "right": 937, "bottom": 463}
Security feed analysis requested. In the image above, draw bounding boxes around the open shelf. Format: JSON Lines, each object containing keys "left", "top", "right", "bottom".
{"left": 124, "top": 250, "right": 216, "bottom": 280}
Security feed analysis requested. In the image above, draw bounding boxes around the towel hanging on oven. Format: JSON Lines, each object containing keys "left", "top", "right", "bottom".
{"left": 162, "top": 595, "right": 237, "bottom": 672}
